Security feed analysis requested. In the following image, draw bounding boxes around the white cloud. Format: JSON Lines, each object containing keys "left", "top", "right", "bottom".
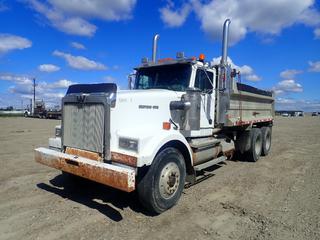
{"left": 212, "top": 56, "right": 261, "bottom": 81}
{"left": 104, "top": 76, "right": 116, "bottom": 82}
{"left": 53, "top": 50, "right": 107, "bottom": 70}
{"left": 298, "top": 7, "right": 320, "bottom": 26}
{"left": 46, "top": 79, "right": 76, "bottom": 89}
{"left": 0, "top": 2, "right": 8, "bottom": 12}
{"left": 276, "top": 97, "right": 297, "bottom": 105}
{"left": 0, "top": 34, "right": 32, "bottom": 54}
{"left": 245, "top": 74, "right": 261, "bottom": 82}
{"left": 5, "top": 76, "right": 73, "bottom": 107}
{"left": 160, "top": 2, "right": 191, "bottom": 27}
{"left": 27, "top": 0, "right": 96, "bottom": 37}
{"left": 43, "top": 92, "right": 65, "bottom": 98}
{"left": 160, "top": 0, "right": 320, "bottom": 45}
{"left": 280, "top": 69, "right": 303, "bottom": 79}
{"left": 315, "top": 28, "right": 320, "bottom": 39}
{"left": 0, "top": 71, "right": 76, "bottom": 107}
{"left": 71, "top": 41, "right": 86, "bottom": 50}
{"left": 9, "top": 85, "right": 33, "bottom": 95}
{"left": 308, "top": 61, "right": 320, "bottom": 72}
{"left": 8, "top": 78, "right": 73, "bottom": 94}
{"left": 26, "top": 0, "right": 136, "bottom": 37}
{"left": 272, "top": 79, "right": 303, "bottom": 95}
{"left": 38, "top": 64, "right": 60, "bottom": 72}
{"left": 112, "top": 65, "right": 120, "bottom": 70}
{"left": 276, "top": 98, "right": 320, "bottom": 111}
{"left": 49, "top": 0, "right": 136, "bottom": 20}
{"left": 0, "top": 73, "right": 33, "bottom": 84}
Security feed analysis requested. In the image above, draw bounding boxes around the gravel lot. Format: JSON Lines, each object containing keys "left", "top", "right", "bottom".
{"left": 0, "top": 117, "right": 319, "bottom": 240}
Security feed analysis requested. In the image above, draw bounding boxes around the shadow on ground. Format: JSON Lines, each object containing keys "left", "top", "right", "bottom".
{"left": 37, "top": 162, "right": 230, "bottom": 221}
{"left": 37, "top": 173, "right": 152, "bottom": 222}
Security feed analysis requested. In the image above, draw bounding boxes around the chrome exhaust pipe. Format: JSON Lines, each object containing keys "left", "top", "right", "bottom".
{"left": 220, "top": 19, "right": 231, "bottom": 66}
{"left": 152, "top": 34, "right": 160, "bottom": 63}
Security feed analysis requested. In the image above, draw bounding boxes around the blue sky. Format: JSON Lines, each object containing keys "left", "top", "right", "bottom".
{"left": 0, "top": 0, "right": 319, "bottom": 111}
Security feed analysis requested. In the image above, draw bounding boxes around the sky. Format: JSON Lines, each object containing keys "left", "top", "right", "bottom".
{"left": 0, "top": 0, "right": 319, "bottom": 111}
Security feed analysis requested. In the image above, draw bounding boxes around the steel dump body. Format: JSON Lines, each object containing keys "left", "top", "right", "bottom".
{"left": 226, "top": 82, "right": 274, "bottom": 127}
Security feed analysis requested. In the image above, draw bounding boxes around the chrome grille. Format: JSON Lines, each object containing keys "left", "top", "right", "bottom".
{"left": 63, "top": 103, "right": 104, "bottom": 153}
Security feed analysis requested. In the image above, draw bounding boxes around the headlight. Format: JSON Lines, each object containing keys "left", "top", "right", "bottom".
{"left": 119, "top": 137, "right": 138, "bottom": 152}
{"left": 55, "top": 125, "right": 61, "bottom": 137}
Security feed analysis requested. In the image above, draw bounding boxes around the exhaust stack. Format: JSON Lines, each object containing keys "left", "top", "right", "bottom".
{"left": 220, "top": 19, "right": 231, "bottom": 66}
{"left": 152, "top": 34, "right": 160, "bottom": 63}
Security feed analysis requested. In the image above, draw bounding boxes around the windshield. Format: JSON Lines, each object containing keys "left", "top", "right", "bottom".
{"left": 134, "top": 64, "right": 191, "bottom": 91}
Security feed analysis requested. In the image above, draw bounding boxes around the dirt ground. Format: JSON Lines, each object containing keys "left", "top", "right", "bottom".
{"left": 0, "top": 117, "right": 319, "bottom": 240}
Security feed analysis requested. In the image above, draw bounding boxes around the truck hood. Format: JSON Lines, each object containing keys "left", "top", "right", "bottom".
{"left": 110, "top": 89, "right": 183, "bottom": 136}
{"left": 115, "top": 89, "right": 182, "bottom": 101}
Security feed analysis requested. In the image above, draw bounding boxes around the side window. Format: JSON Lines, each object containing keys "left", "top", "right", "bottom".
{"left": 194, "top": 69, "right": 213, "bottom": 92}
{"left": 137, "top": 75, "right": 151, "bottom": 89}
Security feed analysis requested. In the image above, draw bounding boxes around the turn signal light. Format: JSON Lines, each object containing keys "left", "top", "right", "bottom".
{"left": 163, "top": 122, "right": 171, "bottom": 130}
{"left": 158, "top": 58, "right": 174, "bottom": 63}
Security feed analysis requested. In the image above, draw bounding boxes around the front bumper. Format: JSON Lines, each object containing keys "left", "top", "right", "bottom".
{"left": 35, "top": 147, "right": 135, "bottom": 192}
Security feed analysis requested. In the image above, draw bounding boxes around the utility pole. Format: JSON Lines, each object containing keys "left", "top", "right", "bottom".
{"left": 32, "top": 78, "right": 36, "bottom": 115}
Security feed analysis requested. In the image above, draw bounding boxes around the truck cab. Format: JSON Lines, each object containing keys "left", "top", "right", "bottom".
{"left": 133, "top": 59, "right": 217, "bottom": 135}
{"left": 35, "top": 19, "right": 274, "bottom": 214}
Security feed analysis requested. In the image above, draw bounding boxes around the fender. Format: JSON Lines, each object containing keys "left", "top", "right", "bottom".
{"left": 139, "top": 129, "right": 193, "bottom": 167}
{"left": 116, "top": 128, "right": 193, "bottom": 168}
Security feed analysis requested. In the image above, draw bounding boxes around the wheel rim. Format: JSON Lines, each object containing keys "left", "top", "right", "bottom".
{"left": 255, "top": 133, "right": 262, "bottom": 155}
{"left": 265, "top": 131, "right": 271, "bottom": 151}
{"left": 159, "top": 162, "right": 180, "bottom": 199}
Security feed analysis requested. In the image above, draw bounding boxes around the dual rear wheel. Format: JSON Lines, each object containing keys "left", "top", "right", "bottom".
{"left": 245, "top": 126, "right": 272, "bottom": 162}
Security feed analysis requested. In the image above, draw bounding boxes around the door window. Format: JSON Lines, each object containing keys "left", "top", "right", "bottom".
{"left": 194, "top": 69, "right": 213, "bottom": 93}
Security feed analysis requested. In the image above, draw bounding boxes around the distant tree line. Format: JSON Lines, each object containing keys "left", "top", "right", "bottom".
{"left": 0, "top": 106, "right": 14, "bottom": 111}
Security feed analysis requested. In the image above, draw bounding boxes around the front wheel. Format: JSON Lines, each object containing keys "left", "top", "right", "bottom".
{"left": 137, "top": 147, "right": 186, "bottom": 214}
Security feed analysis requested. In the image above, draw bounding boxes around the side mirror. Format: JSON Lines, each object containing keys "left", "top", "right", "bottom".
{"left": 128, "top": 74, "right": 136, "bottom": 90}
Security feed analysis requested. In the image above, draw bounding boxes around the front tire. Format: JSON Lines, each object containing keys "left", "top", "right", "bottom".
{"left": 137, "top": 147, "right": 186, "bottom": 214}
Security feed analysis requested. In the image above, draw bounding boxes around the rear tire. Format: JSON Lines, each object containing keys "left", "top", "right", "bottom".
{"left": 245, "top": 128, "right": 262, "bottom": 162}
{"left": 137, "top": 147, "right": 186, "bottom": 214}
{"left": 261, "top": 126, "right": 272, "bottom": 156}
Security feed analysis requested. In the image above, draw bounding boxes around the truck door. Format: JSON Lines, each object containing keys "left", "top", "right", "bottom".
{"left": 194, "top": 68, "right": 215, "bottom": 129}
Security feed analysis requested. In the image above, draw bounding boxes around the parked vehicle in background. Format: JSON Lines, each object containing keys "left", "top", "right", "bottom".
{"left": 46, "top": 106, "right": 62, "bottom": 119}
{"left": 312, "top": 112, "right": 318, "bottom": 116}
{"left": 276, "top": 110, "right": 304, "bottom": 117}
{"left": 24, "top": 109, "right": 31, "bottom": 117}
{"left": 25, "top": 101, "right": 61, "bottom": 119}
{"left": 35, "top": 19, "right": 275, "bottom": 214}
{"left": 34, "top": 100, "right": 47, "bottom": 118}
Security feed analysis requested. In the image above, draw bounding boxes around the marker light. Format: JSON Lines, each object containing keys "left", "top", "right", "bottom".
{"left": 176, "top": 52, "right": 185, "bottom": 59}
{"left": 141, "top": 57, "right": 148, "bottom": 64}
{"left": 158, "top": 58, "right": 174, "bottom": 63}
{"left": 199, "top": 53, "right": 205, "bottom": 61}
{"left": 163, "top": 122, "right": 171, "bottom": 130}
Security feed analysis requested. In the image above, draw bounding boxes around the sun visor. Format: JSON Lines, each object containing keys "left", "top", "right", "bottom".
{"left": 66, "top": 83, "right": 117, "bottom": 95}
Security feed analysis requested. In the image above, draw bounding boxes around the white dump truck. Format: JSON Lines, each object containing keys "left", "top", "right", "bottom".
{"left": 35, "top": 19, "right": 274, "bottom": 213}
